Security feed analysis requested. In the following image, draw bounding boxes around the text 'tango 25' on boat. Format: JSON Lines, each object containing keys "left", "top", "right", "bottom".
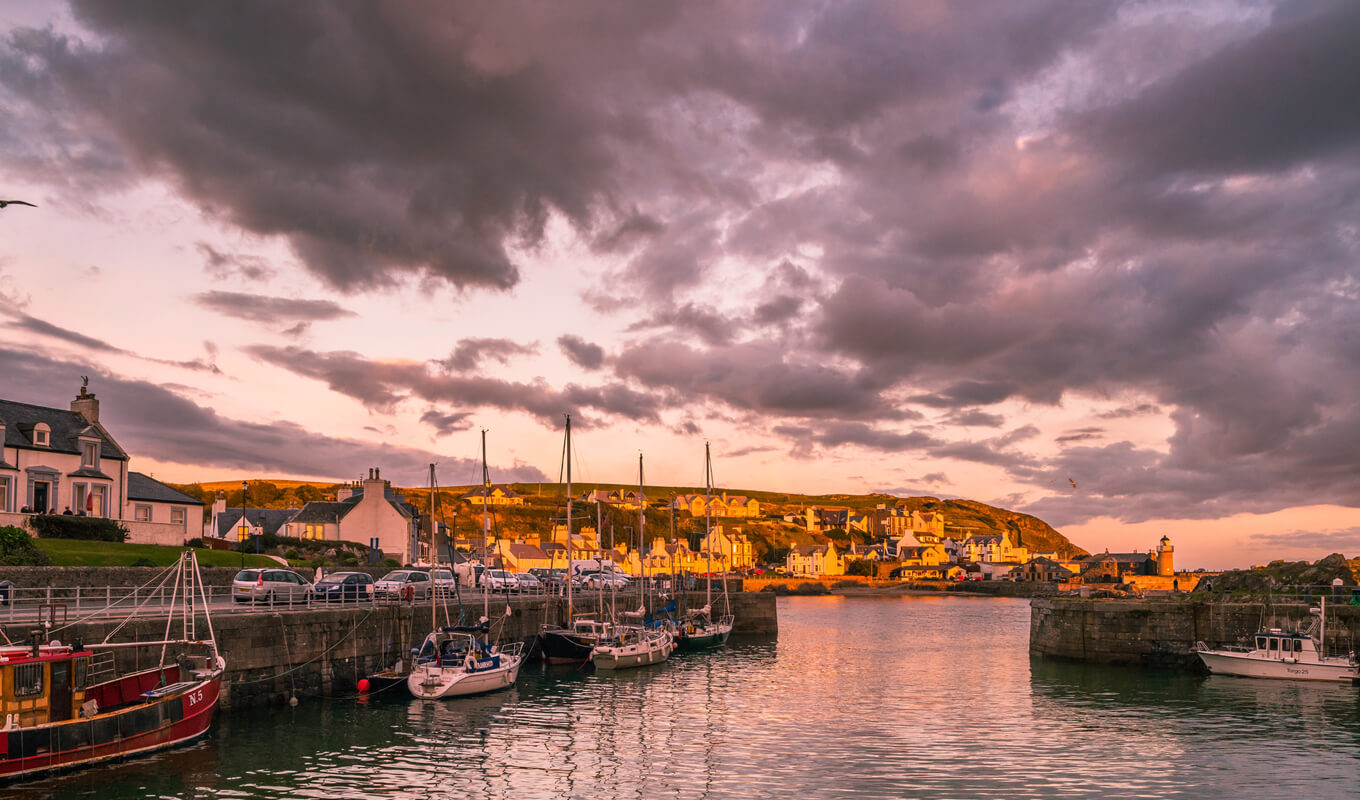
{"left": 1195, "top": 598, "right": 1360, "bottom": 683}
{"left": 1, "top": 551, "right": 225, "bottom": 782}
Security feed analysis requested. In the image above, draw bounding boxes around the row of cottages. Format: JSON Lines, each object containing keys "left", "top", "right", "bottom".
{"left": 207, "top": 468, "right": 420, "bottom": 564}
{"left": 671, "top": 492, "right": 760, "bottom": 519}
{"left": 459, "top": 486, "right": 525, "bottom": 507}
{"left": 487, "top": 526, "right": 758, "bottom": 576}
{"left": 883, "top": 507, "right": 946, "bottom": 541}
{"left": 0, "top": 385, "right": 205, "bottom": 542}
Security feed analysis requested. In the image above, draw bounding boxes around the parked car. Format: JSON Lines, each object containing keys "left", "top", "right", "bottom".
{"left": 374, "top": 569, "right": 433, "bottom": 600}
{"left": 312, "top": 571, "right": 374, "bottom": 602}
{"left": 576, "top": 570, "right": 631, "bottom": 590}
{"left": 529, "top": 568, "right": 567, "bottom": 592}
{"left": 482, "top": 569, "right": 518, "bottom": 593}
{"left": 232, "top": 569, "right": 313, "bottom": 604}
{"left": 431, "top": 568, "right": 457, "bottom": 596}
{"left": 512, "top": 572, "right": 542, "bottom": 593}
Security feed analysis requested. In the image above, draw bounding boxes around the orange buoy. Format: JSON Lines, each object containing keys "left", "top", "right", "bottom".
{"left": 357, "top": 678, "right": 371, "bottom": 693}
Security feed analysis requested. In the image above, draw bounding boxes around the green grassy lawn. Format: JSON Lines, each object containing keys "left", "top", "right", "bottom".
{"left": 36, "top": 539, "right": 278, "bottom": 567}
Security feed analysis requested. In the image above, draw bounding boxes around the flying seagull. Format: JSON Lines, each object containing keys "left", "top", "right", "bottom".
{"left": 0, "top": 200, "right": 37, "bottom": 209}
{"left": 1068, "top": 478, "right": 1078, "bottom": 489}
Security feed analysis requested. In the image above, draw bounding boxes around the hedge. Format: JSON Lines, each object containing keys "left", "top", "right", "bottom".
{"left": 28, "top": 514, "right": 130, "bottom": 543}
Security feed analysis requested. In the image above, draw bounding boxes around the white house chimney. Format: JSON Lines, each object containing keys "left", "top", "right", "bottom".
{"left": 71, "top": 383, "right": 100, "bottom": 424}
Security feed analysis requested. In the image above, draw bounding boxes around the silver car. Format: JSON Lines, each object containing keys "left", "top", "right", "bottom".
{"left": 512, "top": 572, "right": 542, "bottom": 593}
{"left": 232, "top": 569, "right": 313, "bottom": 604}
{"left": 374, "top": 569, "right": 433, "bottom": 600}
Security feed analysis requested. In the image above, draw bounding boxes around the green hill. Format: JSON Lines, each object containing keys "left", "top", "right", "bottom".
{"left": 172, "top": 479, "right": 1086, "bottom": 562}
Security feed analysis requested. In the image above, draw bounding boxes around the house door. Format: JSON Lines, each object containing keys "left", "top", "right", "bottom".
{"left": 32, "top": 481, "right": 50, "bottom": 513}
{"left": 49, "top": 660, "right": 73, "bottom": 721}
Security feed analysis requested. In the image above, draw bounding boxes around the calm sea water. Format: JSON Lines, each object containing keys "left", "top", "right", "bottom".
{"left": 13, "top": 596, "right": 1360, "bottom": 799}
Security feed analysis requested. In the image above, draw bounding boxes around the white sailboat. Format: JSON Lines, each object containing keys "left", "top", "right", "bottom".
{"left": 1195, "top": 598, "right": 1359, "bottom": 683}
{"left": 408, "top": 432, "right": 524, "bottom": 699}
{"left": 591, "top": 452, "right": 674, "bottom": 670}
{"left": 675, "top": 442, "right": 734, "bottom": 651}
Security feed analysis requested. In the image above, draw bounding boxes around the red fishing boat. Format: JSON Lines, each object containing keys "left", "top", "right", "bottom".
{"left": 0, "top": 551, "right": 225, "bottom": 782}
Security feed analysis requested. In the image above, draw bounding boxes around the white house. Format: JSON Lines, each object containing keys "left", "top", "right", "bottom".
{"left": 0, "top": 385, "right": 128, "bottom": 518}
{"left": 126, "top": 472, "right": 204, "bottom": 542}
{"left": 278, "top": 468, "right": 419, "bottom": 564}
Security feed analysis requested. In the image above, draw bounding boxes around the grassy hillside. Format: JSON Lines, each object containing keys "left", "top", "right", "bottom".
{"left": 172, "top": 479, "right": 1087, "bottom": 561}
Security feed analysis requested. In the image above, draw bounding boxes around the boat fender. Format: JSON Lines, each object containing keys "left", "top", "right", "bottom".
{"left": 466, "top": 653, "right": 476, "bottom": 671}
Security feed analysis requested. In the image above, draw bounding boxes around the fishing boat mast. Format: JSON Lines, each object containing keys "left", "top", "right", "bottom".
{"left": 429, "top": 463, "right": 438, "bottom": 633}
{"left": 480, "top": 429, "right": 491, "bottom": 622}
{"left": 638, "top": 452, "right": 647, "bottom": 611}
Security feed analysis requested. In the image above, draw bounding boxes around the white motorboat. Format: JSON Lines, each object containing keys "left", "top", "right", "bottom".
{"left": 1195, "top": 599, "right": 1359, "bottom": 683}
{"left": 407, "top": 626, "right": 524, "bottom": 699}
{"left": 591, "top": 624, "right": 674, "bottom": 670}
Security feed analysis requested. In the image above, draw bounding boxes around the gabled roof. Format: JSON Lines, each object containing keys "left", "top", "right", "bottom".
{"left": 791, "top": 544, "right": 827, "bottom": 556}
{"left": 0, "top": 398, "right": 128, "bottom": 460}
{"left": 217, "top": 508, "right": 295, "bottom": 537}
{"left": 506, "top": 543, "right": 547, "bottom": 559}
{"left": 289, "top": 499, "right": 358, "bottom": 524}
{"left": 127, "top": 472, "right": 203, "bottom": 505}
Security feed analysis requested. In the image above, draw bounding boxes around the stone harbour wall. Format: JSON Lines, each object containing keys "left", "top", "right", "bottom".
{"left": 1030, "top": 597, "right": 1360, "bottom": 670}
{"left": 1, "top": 590, "right": 776, "bottom": 710}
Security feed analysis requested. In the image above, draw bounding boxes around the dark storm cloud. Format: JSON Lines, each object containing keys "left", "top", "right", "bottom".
{"left": 5, "top": 0, "right": 1360, "bottom": 524}
{"left": 557, "top": 335, "right": 606, "bottom": 371}
{"left": 193, "top": 291, "right": 355, "bottom": 325}
{"left": 195, "top": 243, "right": 275, "bottom": 282}
{"left": 247, "top": 344, "right": 661, "bottom": 427}
{"left": 438, "top": 338, "right": 538, "bottom": 373}
{"left": 949, "top": 410, "right": 1006, "bottom": 429}
{"left": 420, "top": 409, "right": 474, "bottom": 437}
{"left": 3, "top": 310, "right": 221, "bottom": 374}
{"left": 1056, "top": 427, "right": 1105, "bottom": 444}
{"left": 0, "top": 345, "right": 545, "bottom": 482}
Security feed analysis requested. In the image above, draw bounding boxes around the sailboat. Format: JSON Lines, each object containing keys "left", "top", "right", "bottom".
{"left": 591, "top": 453, "right": 674, "bottom": 670}
{"left": 541, "top": 414, "right": 618, "bottom": 664}
{"left": 407, "top": 432, "right": 524, "bottom": 699}
{"left": 674, "top": 442, "right": 734, "bottom": 651}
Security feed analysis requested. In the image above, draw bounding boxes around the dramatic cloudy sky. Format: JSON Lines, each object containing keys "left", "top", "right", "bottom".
{"left": 3, "top": 1, "right": 1358, "bottom": 567}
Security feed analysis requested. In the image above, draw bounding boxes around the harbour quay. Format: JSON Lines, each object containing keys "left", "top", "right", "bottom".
{"left": 0, "top": 590, "right": 776, "bottom": 711}
{"left": 1030, "top": 596, "right": 1360, "bottom": 671}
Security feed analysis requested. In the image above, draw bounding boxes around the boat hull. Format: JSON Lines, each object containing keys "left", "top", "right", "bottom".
{"left": 592, "top": 631, "right": 674, "bottom": 670}
{"left": 676, "top": 628, "right": 731, "bottom": 651}
{"left": 363, "top": 670, "right": 412, "bottom": 697}
{"left": 0, "top": 667, "right": 222, "bottom": 782}
{"left": 407, "top": 656, "right": 522, "bottom": 699}
{"left": 1197, "top": 650, "right": 1358, "bottom": 683}
{"left": 540, "top": 629, "right": 600, "bottom": 664}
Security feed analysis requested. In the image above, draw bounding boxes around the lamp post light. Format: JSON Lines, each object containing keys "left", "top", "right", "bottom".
{"left": 240, "top": 480, "right": 247, "bottom": 568}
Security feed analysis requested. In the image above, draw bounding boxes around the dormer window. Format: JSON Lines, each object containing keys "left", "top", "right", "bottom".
{"left": 82, "top": 441, "right": 99, "bottom": 468}
{"left": 33, "top": 423, "right": 50, "bottom": 447}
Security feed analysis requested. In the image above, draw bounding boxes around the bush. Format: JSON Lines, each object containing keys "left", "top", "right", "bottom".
{"left": 383, "top": 558, "right": 400, "bottom": 568}
{"left": 341, "top": 552, "right": 359, "bottom": 566}
{"left": 0, "top": 525, "right": 52, "bottom": 566}
{"left": 285, "top": 548, "right": 300, "bottom": 560}
{"left": 130, "top": 557, "right": 158, "bottom": 567}
{"left": 185, "top": 537, "right": 205, "bottom": 548}
{"left": 845, "top": 560, "right": 876, "bottom": 577}
{"left": 28, "top": 515, "right": 129, "bottom": 542}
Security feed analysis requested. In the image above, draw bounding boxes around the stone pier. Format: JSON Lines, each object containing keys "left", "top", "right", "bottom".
{"left": 1, "top": 590, "right": 777, "bottom": 710}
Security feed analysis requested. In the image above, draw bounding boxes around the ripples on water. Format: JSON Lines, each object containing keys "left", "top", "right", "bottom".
{"left": 13, "top": 597, "right": 1360, "bottom": 799}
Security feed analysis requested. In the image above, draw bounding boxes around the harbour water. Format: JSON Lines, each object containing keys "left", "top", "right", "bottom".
{"left": 12, "top": 596, "right": 1360, "bottom": 799}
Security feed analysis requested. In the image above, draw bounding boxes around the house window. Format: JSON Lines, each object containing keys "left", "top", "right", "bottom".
{"left": 33, "top": 423, "right": 50, "bottom": 447}
{"left": 73, "top": 483, "right": 87, "bottom": 514}
{"left": 0, "top": 476, "right": 8, "bottom": 512}
{"left": 238, "top": 523, "right": 250, "bottom": 542}
{"left": 82, "top": 441, "right": 99, "bottom": 468}
{"left": 304, "top": 523, "right": 323, "bottom": 540}
{"left": 90, "top": 484, "right": 106, "bottom": 517}
{"left": 170, "top": 507, "right": 186, "bottom": 525}
{"left": 135, "top": 504, "right": 152, "bottom": 522}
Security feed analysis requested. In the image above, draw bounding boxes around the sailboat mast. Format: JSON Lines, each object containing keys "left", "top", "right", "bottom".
{"left": 481, "top": 430, "right": 490, "bottom": 621}
{"left": 565, "top": 414, "right": 573, "bottom": 617}
{"left": 638, "top": 452, "right": 646, "bottom": 602}
{"left": 705, "top": 441, "right": 713, "bottom": 608}
{"left": 429, "top": 463, "right": 437, "bottom": 633}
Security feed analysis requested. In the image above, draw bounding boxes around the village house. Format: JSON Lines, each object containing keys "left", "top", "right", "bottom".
{"left": 883, "top": 507, "right": 947, "bottom": 541}
{"left": 671, "top": 492, "right": 760, "bottom": 518}
{"left": 0, "top": 385, "right": 127, "bottom": 520}
{"left": 459, "top": 485, "right": 525, "bottom": 507}
{"left": 804, "top": 506, "right": 850, "bottom": 533}
{"left": 126, "top": 472, "right": 204, "bottom": 540}
{"left": 580, "top": 489, "right": 646, "bottom": 510}
{"left": 957, "top": 530, "right": 1029, "bottom": 564}
{"left": 700, "top": 527, "right": 756, "bottom": 571}
{"left": 897, "top": 543, "right": 949, "bottom": 567}
{"left": 1014, "top": 556, "right": 1075, "bottom": 583}
{"left": 270, "top": 468, "right": 419, "bottom": 564}
{"left": 497, "top": 541, "right": 552, "bottom": 572}
{"left": 787, "top": 542, "right": 845, "bottom": 576}
{"left": 891, "top": 563, "right": 966, "bottom": 581}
